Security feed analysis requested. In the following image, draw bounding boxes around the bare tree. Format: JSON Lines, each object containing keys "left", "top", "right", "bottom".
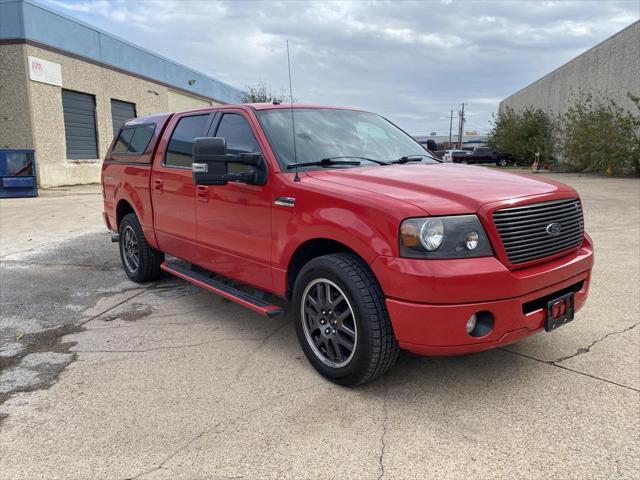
{"left": 241, "top": 81, "right": 288, "bottom": 104}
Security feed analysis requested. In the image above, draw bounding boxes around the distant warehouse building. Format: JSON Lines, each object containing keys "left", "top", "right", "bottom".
{"left": 499, "top": 20, "right": 639, "bottom": 118}
{"left": 0, "top": 0, "right": 242, "bottom": 187}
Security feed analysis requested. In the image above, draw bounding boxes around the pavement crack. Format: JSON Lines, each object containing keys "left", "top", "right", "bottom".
{"left": 378, "top": 377, "right": 389, "bottom": 480}
{"left": 74, "top": 336, "right": 265, "bottom": 355}
{"left": 499, "top": 347, "right": 640, "bottom": 392}
{"left": 1, "top": 259, "right": 120, "bottom": 270}
{"left": 75, "top": 288, "right": 152, "bottom": 326}
{"left": 234, "top": 319, "right": 290, "bottom": 377}
{"left": 123, "top": 384, "right": 319, "bottom": 480}
{"left": 552, "top": 322, "right": 640, "bottom": 364}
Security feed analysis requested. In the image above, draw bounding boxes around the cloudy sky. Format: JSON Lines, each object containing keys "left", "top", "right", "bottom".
{"left": 45, "top": 0, "right": 638, "bottom": 136}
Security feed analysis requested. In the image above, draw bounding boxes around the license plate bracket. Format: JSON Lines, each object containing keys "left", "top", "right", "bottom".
{"left": 545, "top": 292, "right": 575, "bottom": 332}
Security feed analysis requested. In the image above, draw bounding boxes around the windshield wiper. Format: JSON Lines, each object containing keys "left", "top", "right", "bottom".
{"left": 388, "top": 154, "right": 433, "bottom": 164}
{"left": 286, "top": 156, "right": 388, "bottom": 169}
{"left": 286, "top": 158, "right": 360, "bottom": 169}
{"left": 322, "top": 156, "right": 389, "bottom": 165}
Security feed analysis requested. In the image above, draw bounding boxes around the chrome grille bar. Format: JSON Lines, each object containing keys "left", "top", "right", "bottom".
{"left": 493, "top": 198, "right": 584, "bottom": 264}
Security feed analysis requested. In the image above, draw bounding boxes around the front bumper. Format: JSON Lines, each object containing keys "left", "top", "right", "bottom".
{"left": 373, "top": 235, "right": 594, "bottom": 356}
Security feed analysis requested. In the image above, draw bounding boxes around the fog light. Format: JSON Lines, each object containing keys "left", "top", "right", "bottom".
{"left": 466, "top": 314, "right": 477, "bottom": 334}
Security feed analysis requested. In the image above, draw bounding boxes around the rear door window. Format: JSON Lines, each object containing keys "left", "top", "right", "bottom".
{"left": 165, "top": 115, "right": 209, "bottom": 168}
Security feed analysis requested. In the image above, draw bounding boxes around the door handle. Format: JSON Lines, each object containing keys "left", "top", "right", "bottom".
{"left": 153, "top": 179, "right": 163, "bottom": 193}
{"left": 196, "top": 185, "right": 209, "bottom": 202}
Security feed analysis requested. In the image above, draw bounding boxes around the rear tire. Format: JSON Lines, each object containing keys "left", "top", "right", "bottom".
{"left": 497, "top": 158, "right": 508, "bottom": 167}
{"left": 293, "top": 253, "right": 399, "bottom": 386}
{"left": 118, "top": 213, "right": 164, "bottom": 283}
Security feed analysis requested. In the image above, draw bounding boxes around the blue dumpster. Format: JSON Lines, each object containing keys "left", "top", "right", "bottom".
{"left": 0, "top": 149, "right": 38, "bottom": 198}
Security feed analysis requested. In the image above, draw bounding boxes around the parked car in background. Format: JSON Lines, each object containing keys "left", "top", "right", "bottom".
{"left": 452, "top": 147, "right": 513, "bottom": 166}
{"left": 443, "top": 149, "right": 471, "bottom": 163}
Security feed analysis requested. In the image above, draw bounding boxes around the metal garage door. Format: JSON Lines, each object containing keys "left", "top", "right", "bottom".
{"left": 111, "top": 99, "right": 136, "bottom": 136}
{"left": 61, "top": 90, "right": 99, "bottom": 160}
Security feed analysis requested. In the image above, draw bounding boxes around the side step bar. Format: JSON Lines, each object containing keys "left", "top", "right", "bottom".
{"left": 161, "top": 260, "right": 283, "bottom": 317}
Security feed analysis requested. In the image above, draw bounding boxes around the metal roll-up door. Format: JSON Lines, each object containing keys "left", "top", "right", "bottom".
{"left": 61, "top": 90, "right": 99, "bottom": 160}
{"left": 111, "top": 99, "right": 137, "bottom": 136}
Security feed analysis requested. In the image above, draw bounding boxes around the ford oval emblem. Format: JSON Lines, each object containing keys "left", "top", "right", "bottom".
{"left": 546, "top": 222, "right": 562, "bottom": 235}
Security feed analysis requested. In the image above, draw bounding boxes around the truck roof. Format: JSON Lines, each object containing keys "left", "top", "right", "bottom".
{"left": 245, "top": 103, "right": 364, "bottom": 112}
{"left": 126, "top": 103, "right": 366, "bottom": 126}
{"left": 123, "top": 112, "right": 173, "bottom": 128}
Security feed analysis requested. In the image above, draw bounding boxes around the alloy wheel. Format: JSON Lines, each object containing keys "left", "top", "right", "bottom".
{"left": 122, "top": 225, "right": 140, "bottom": 273}
{"left": 301, "top": 278, "right": 357, "bottom": 368}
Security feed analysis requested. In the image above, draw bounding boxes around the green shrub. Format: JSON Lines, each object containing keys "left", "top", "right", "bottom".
{"left": 487, "top": 106, "right": 554, "bottom": 165}
{"left": 558, "top": 93, "right": 640, "bottom": 175}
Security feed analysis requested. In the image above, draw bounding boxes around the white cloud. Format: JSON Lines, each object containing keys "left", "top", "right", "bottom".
{"left": 43, "top": 0, "right": 638, "bottom": 134}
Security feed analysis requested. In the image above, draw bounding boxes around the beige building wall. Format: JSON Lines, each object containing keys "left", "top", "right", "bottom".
{"left": 0, "top": 44, "right": 34, "bottom": 150}
{"left": 1, "top": 44, "right": 222, "bottom": 188}
{"left": 25, "top": 44, "right": 170, "bottom": 186}
{"left": 167, "top": 89, "right": 221, "bottom": 111}
{"left": 499, "top": 21, "right": 640, "bottom": 117}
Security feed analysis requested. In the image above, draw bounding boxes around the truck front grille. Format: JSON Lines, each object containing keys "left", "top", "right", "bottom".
{"left": 493, "top": 198, "right": 584, "bottom": 265}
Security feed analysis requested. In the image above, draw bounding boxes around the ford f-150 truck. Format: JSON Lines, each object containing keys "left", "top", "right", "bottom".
{"left": 101, "top": 103, "right": 593, "bottom": 385}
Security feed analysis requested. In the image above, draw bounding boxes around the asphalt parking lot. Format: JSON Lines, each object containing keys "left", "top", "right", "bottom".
{"left": 0, "top": 172, "right": 638, "bottom": 479}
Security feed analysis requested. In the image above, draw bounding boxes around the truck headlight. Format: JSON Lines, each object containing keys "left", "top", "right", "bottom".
{"left": 400, "top": 215, "right": 493, "bottom": 259}
{"left": 420, "top": 218, "right": 444, "bottom": 251}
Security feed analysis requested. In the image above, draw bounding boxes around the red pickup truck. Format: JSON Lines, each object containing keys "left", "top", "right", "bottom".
{"left": 101, "top": 104, "right": 593, "bottom": 385}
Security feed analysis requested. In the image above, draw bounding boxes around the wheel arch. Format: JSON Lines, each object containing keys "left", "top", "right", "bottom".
{"left": 285, "top": 238, "right": 370, "bottom": 300}
{"left": 116, "top": 199, "right": 136, "bottom": 228}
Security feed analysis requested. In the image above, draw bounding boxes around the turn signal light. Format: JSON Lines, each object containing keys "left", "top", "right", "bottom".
{"left": 400, "top": 222, "right": 420, "bottom": 248}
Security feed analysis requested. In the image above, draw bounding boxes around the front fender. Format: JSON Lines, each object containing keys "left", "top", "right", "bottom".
{"left": 270, "top": 175, "right": 423, "bottom": 297}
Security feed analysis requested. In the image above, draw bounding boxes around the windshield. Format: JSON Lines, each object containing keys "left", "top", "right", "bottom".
{"left": 256, "top": 108, "right": 438, "bottom": 171}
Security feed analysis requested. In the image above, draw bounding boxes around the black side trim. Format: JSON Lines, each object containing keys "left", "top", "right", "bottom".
{"left": 103, "top": 160, "right": 152, "bottom": 167}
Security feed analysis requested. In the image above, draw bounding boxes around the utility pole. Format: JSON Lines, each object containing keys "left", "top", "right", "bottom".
{"left": 448, "top": 109, "right": 453, "bottom": 147}
{"left": 457, "top": 102, "right": 465, "bottom": 149}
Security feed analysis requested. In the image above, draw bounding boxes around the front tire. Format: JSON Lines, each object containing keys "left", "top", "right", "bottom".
{"left": 497, "top": 158, "right": 508, "bottom": 167}
{"left": 293, "top": 253, "right": 399, "bottom": 386}
{"left": 118, "top": 213, "right": 164, "bottom": 283}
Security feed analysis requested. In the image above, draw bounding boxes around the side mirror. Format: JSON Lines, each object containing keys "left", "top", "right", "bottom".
{"left": 192, "top": 137, "right": 264, "bottom": 186}
{"left": 192, "top": 137, "right": 228, "bottom": 185}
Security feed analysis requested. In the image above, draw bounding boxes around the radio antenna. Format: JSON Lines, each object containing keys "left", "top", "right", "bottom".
{"left": 286, "top": 40, "right": 300, "bottom": 182}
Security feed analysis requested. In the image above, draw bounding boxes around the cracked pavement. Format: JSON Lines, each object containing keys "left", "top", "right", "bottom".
{"left": 0, "top": 174, "right": 638, "bottom": 479}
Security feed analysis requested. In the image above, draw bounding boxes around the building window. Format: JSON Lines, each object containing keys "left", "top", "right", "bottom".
{"left": 111, "top": 99, "right": 137, "bottom": 137}
{"left": 61, "top": 89, "right": 99, "bottom": 159}
{"left": 164, "top": 115, "right": 209, "bottom": 168}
